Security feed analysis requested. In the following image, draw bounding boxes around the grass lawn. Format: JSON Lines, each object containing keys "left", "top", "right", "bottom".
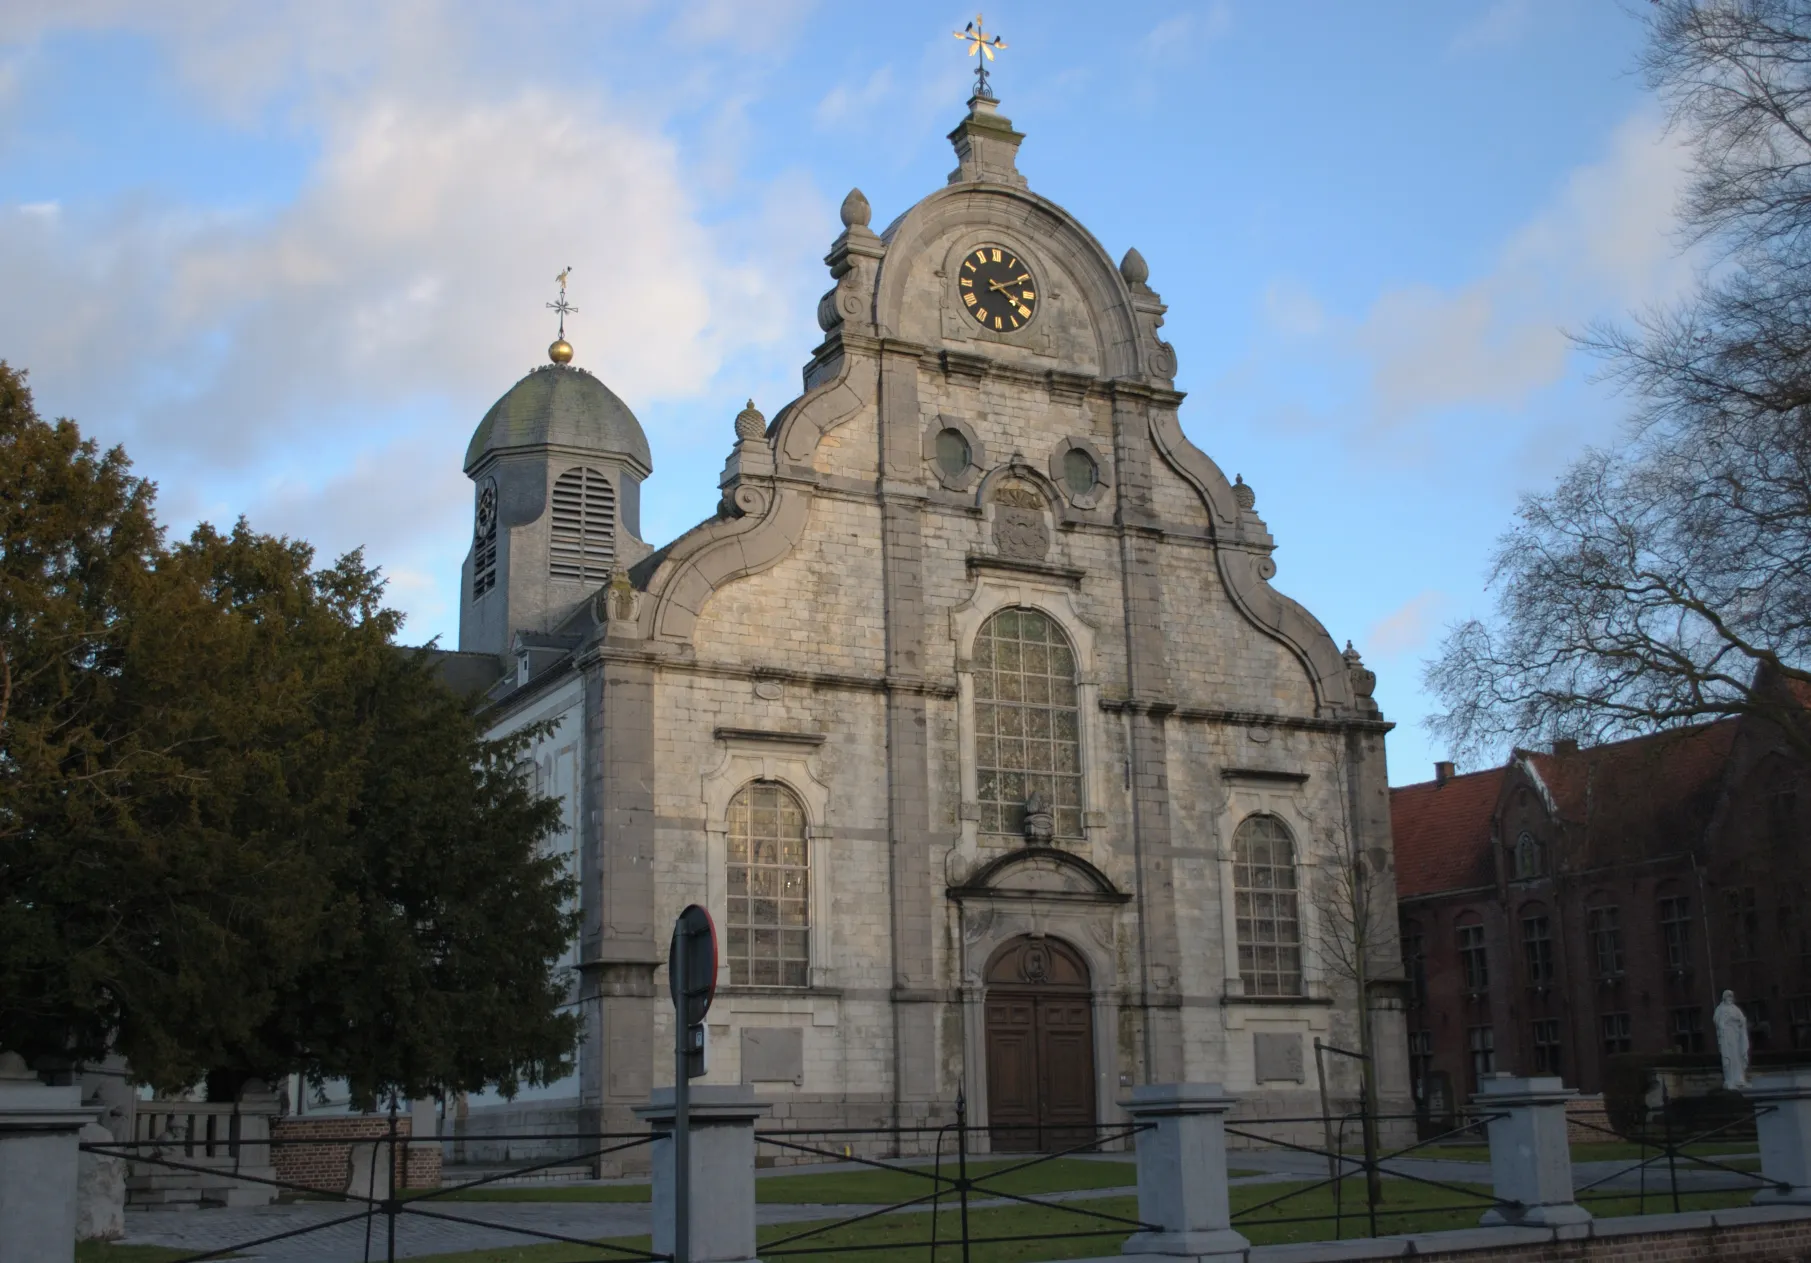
{"left": 408, "top": 1157, "right": 1142, "bottom": 1205}
{"left": 401, "top": 1174, "right": 1761, "bottom": 1262}
{"left": 1422, "top": 1140, "right": 1754, "bottom": 1164}
{"left": 77, "top": 1246, "right": 230, "bottom": 1263}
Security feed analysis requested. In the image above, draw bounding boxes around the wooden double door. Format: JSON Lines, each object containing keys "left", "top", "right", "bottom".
{"left": 983, "top": 936, "right": 1097, "bottom": 1152}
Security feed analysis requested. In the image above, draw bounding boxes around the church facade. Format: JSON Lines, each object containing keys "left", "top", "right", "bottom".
{"left": 438, "top": 95, "right": 1411, "bottom": 1159}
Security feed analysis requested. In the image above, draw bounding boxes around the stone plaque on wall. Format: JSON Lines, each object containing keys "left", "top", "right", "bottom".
{"left": 741, "top": 1027, "right": 804, "bottom": 1086}
{"left": 1254, "top": 1032, "right": 1304, "bottom": 1084}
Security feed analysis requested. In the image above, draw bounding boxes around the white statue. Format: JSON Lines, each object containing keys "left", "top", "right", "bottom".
{"left": 1714, "top": 989, "right": 1750, "bottom": 1090}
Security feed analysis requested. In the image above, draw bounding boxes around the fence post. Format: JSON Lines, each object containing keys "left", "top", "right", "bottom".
{"left": 1742, "top": 1068, "right": 1811, "bottom": 1204}
{"left": 1473, "top": 1074, "right": 1591, "bottom": 1230}
{"left": 1119, "top": 1083, "right": 1249, "bottom": 1260}
{"left": 635, "top": 1085, "right": 769, "bottom": 1263}
{"left": 0, "top": 1052, "right": 101, "bottom": 1262}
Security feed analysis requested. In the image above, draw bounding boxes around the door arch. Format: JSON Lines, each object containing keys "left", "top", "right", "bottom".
{"left": 984, "top": 935, "right": 1096, "bottom": 1151}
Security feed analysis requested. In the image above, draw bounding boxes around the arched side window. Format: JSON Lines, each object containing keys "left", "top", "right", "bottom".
{"left": 726, "top": 781, "right": 809, "bottom": 987}
{"left": 1233, "top": 814, "right": 1302, "bottom": 996}
{"left": 973, "top": 607, "right": 1083, "bottom": 839}
{"left": 1512, "top": 831, "right": 1543, "bottom": 880}
{"left": 550, "top": 466, "right": 616, "bottom": 583}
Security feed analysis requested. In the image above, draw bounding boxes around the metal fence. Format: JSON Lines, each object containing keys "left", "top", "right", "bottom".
{"left": 85, "top": 1114, "right": 669, "bottom": 1263}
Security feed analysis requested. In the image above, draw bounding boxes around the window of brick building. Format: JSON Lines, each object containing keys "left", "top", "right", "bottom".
{"left": 1409, "top": 1030, "right": 1434, "bottom": 1105}
{"left": 1659, "top": 895, "right": 1693, "bottom": 973}
{"left": 1468, "top": 1026, "right": 1496, "bottom": 1087}
{"left": 973, "top": 607, "right": 1084, "bottom": 839}
{"left": 1522, "top": 911, "right": 1554, "bottom": 988}
{"left": 725, "top": 781, "right": 810, "bottom": 988}
{"left": 1533, "top": 1019, "right": 1562, "bottom": 1074}
{"left": 1234, "top": 814, "right": 1304, "bottom": 997}
{"left": 1727, "top": 887, "right": 1761, "bottom": 963}
{"left": 1791, "top": 997, "right": 1811, "bottom": 1051}
{"left": 1587, "top": 904, "right": 1623, "bottom": 978}
{"left": 1672, "top": 1006, "right": 1706, "bottom": 1053}
{"left": 1602, "top": 1012, "right": 1632, "bottom": 1055}
{"left": 1401, "top": 919, "right": 1427, "bottom": 1009}
{"left": 1512, "top": 831, "right": 1544, "bottom": 880}
{"left": 1457, "top": 918, "right": 1489, "bottom": 994}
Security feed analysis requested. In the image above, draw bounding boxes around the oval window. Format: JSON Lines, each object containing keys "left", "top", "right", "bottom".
{"left": 935, "top": 427, "right": 972, "bottom": 479}
{"left": 1063, "top": 447, "right": 1098, "bottom": 498}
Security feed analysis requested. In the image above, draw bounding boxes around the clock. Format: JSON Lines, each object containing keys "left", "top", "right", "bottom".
{"left": 957, "top": 245, "right": 1038, "bottom": 332}
{"left": 475, "top": 480, "right": 498, "bottom": 539}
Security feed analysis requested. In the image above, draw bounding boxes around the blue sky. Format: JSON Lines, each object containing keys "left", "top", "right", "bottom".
{"left": 0, "top": 2, "right": 1690, "bottom": 785}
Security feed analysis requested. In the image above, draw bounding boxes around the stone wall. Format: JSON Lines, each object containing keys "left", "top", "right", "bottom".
{"left": 271, "top": 1116, "right": 438, "bottom": 1194}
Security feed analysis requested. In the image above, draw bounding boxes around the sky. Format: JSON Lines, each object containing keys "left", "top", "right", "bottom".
{"left": 0, "top": 1, "right": 1693, "bottom": 787}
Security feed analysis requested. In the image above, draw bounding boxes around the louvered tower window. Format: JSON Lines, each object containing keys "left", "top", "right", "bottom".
{"left": 549, "top": 466, "right": 616, "bottom": 583}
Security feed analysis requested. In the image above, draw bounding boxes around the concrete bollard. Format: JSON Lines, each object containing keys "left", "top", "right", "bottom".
{"left": 1473, "top": 1074, "right": 1591, "bottom": 1229}
{"left": 634, "top": 1085, "right": 769, "bottom": 1263}
{"left": 1118, "top": 1083, "right": 1250, "bottom": 1260}
{"left": 0, "top": 1052, "right": 101, "bottom": 1263}
{"left": 1742, "top": 1068, "right": 1811, "bottom": 1205}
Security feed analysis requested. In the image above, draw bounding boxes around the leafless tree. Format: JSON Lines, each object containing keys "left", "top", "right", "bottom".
{"left": 1427, "top": 1, "right": 1811, "bottom": 765}
{"left": 1313, "top": 843, "right": 1397, "bottom": 1205}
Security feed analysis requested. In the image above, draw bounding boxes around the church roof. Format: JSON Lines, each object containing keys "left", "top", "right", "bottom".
{"left": 465, "top": 363, "right": 651, "bottom": 475}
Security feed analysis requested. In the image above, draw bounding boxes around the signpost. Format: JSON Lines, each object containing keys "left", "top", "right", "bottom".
{"left": 669, "top": 905, "right": 717, "bottom": 1263}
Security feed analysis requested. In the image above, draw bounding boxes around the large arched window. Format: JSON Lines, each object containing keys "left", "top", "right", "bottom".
{"left": 972, "top": 607, "right": 1083, "bottom": 839}
{"left": 1233, "top": 814, "right": 1302, "bottom": 996}
{"left": 726, "top": 781, "right": 809, "bottom": 987}
{"left": 550, "top": 466, "right": 616, "bottom": 583}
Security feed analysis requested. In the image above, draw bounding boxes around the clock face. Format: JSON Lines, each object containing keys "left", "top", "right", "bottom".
{"left": 475, "top": 480, "right": 498, "bottom": 538}
{"left": 957, "top": 245, "right": 1038, "bottom": 332}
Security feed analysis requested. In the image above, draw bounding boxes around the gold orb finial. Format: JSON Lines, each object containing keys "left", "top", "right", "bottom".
{"left": 549, "top": 338, "right": 574, "bottom": 364}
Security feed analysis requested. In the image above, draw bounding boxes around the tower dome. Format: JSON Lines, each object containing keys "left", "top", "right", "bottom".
{"left": 464, "top": 363, "right": 652, "bottom": 477}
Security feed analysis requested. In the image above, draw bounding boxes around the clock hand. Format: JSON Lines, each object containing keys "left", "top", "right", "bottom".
{"left": 987, "top": 278, "right": 1024, "bottom": 300}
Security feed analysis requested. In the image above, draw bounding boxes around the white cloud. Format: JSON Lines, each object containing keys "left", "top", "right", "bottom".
{"left": 1365, "top": 590, "right": 1445, "bottom": 658}
{"left": 1355, "top": 110, "right": 1694, "bottom": 425}
{"left": 1143, "top": 3, "right": 1233, "bottom": 59}
{"left": 0, "top": 0, "right": 831, "bottom": 643}
{"left": 1262, "top": 280, "right": 1325, "bottom": 338}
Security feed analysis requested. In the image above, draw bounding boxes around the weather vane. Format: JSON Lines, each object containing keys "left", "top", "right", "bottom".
{"left": 953, "top": 14, "right": 1006, "bottom": 101}
{"left": 547, "top": 267, "right": 576, "bottom": 364}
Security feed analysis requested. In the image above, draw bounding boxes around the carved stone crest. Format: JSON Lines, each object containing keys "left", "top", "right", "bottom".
{"left": 992, "top": 484, "right": 1049, "bottom": 561}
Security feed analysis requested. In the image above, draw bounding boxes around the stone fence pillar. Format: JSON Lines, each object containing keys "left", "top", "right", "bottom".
{"left": 634, "top": 1085, "right": 769, "bottom": 1263}
{"left": 1119, "top": 1083, "right": 1249, "bottom": 1261}
{"left": 1743, "top": 1068, "right": 1811, "bottom": 1204}
{"left": 1473, "top": 1074, "right": 1590, "bottom": 1229}
{"left": 0, "top": 1052, "right": 100, "bottom": 1263}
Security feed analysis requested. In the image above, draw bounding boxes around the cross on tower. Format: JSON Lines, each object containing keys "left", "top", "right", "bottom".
{"left": 953, "top": 14, "right": 1007, "bottom": 101}
{"left": 547, "top": 266, "right": 576, "bottom": 340}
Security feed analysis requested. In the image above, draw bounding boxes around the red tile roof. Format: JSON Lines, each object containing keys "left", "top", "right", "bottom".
{"left": 1391, "top": 767, "right": 1505, "bottom": 898}
{"left": 1392, "top": 721, "right": 1743, "bottom": 897}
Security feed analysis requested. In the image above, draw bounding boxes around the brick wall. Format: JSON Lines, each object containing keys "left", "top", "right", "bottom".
{"left": 271, "top": 1116, "right": 440, "bottom": 1194}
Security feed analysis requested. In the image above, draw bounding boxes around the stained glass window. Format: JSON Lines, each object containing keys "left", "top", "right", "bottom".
{"left": 973, "top": 608, "right": 1083, "bottom": 838}
{"left": 1233, "top": 814, "right": 1303, "bottom": 996}
{"left": 726, "top": 781, "right": 809, "bottom": 988}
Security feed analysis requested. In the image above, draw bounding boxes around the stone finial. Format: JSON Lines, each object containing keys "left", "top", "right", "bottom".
{"left": 1344, "top": 640, "right": 1377, "bottom": 699}
{"left": 1232, "top": 474, "right": 1256, "bottom": 511}
{"left": 840, "top": 188, "right": 872, "bottom": 229}
{"left": 0, "top": 1051, "right": 34, "bottom": 1080}
{"left": 734, "top": 399, "right": 766, "bottom": 441}
{"left": 1120, "top": 246, "right": 1150, "bottom": 287}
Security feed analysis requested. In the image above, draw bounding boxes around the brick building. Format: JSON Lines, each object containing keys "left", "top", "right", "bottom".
{"left": 1393, "top": 698, "right": 1809, "bottom": 1120}
{"left": 423, "top": 88, "right": 1411, "bottom": 1161}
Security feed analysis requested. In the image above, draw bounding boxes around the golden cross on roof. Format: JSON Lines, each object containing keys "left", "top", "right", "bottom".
{"left": 953, "top": 14, "right": 1006, "bottom": 101}
{"left": 546, "top": 266, "right": 577, "bottom": 364}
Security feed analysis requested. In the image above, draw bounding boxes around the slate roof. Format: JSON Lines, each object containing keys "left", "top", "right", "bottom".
{"left": 1391, "top": 767, "right": 1505, "bottom": 898}
{"left": 465, "top": 363, "right": 651, "bottom": 475}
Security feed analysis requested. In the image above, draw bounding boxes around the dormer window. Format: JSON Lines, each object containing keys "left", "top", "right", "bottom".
{"left": 550, "top": 466, "right": 616, "bottom": 583}
{"left": 1512, "top": 830, "right": 1543, "bottom": 880}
